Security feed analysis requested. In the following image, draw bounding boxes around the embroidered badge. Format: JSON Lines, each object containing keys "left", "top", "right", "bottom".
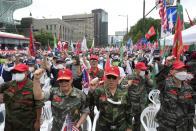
{"left": 170, "top": 89, "right": 178, "bottom": 96}
{"left": 54, "top": 97, "right": 62, "bottom": 102}
{"left": 133, "top": 80, "right": 140, "bottom": 84}
{"left": 22, "top": 91, "right": 31, "bottom": 95}
{"left": 9, "top": 88, "right": 15, "bottom": 93}
{"left": 184, "top": 94, "right": 192, "bottom": 99}
{"left": 75, "top": 109, "right": 79, "bottom": 115}
{"left": 101, "top": 95, "right": 108, "bottom": 98}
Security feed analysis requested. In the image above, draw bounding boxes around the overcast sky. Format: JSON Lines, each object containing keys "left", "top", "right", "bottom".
{"left": 14, "top": 0, "right": 196, "bottom": 35}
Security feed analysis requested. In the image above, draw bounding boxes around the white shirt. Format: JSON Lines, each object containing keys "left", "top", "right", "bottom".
{"left": 118, "top": 67, "right": 126, "bottom": 77}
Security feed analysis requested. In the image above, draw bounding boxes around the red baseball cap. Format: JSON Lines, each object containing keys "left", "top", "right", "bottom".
{"left": 105, "top": 66, "right": 120, "bottom": 77}
{"left": 172, "top": 60, "right": 189, "bottom": 70}
{"left": 90, "top": 55, "right": 98, "bottom": 60}
{"left": 135, "top": 62, "right": 149, "bottom": 70}
{"left": 12, "top": 63, "right": 29, "bottom": 72}
{"left": 57, "top": 69, "right": 72, "bottom": 81}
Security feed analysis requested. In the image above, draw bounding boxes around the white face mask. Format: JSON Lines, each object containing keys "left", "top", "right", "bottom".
{"left": 56, "top": 64, "right": 65, "bottom": 69}
{"left": 140, "top": 71, "right": 145, "bottom": 77}
{"left": 13, "top": 73, "right": 25, "bottom": 82}
{"left": 175, "top": 71, "right": 187, "bottom": 81}
{"left": 29, "top": 67, "right": 35, "bottom": 72}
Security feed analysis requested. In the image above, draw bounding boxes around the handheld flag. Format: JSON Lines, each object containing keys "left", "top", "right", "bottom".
{"left": 29, "top": 28, "right": 36, "bottom": 57}
{"left": 172, "top": 13, "right": 183, "bottom": 60}
{"left": 185, "top": 9, "right": 195, "bottom": 26}
{"left": 145, "top": 26, "right": 156, "bottom": 39}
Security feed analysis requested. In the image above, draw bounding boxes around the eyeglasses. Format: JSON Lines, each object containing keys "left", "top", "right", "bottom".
{"left": 106, "top": 75, "right": 117, "bottom": 80}
{"left": 90, "top": 59, "right": 98, "bottom": 62}
{"left": 58, "top": 80, "right": 70, "bottom": 83}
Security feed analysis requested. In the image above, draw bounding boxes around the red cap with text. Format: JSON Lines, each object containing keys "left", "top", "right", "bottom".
{"left": 57, "top": 69, "right": 72, "bottom": 81}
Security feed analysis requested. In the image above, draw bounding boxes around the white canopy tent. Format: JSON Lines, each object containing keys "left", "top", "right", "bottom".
{"left": 160, "top": 25, "right": 196, "bottom": 46}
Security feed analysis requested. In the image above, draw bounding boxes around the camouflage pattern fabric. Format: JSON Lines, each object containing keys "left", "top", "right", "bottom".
{"left": 187, "top": 60, "right": 196, "bottom": 93}
{"left": 87, "top": 84, "right": 132, "bottom": 131}
{"left": 89, "top": 68, "right": 104, "bottom": 80}
{"left": 156, "top": 76, "right": 195, "bottom": 131}
{"left": 46, "top": 87, "right": 89, "bottom": 131}
{"left": 0, "top": 80, "right": 44, "bottom": 131}
{"left": 89, "top": 67, "right": 104, "bottom": 120}
{"left": 121, "top": 73, "right": 152, "bottom": 131}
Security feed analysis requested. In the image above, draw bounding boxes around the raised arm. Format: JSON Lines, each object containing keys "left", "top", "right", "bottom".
{"left": 33, "top": 69, "right": 45, "bottom": 100}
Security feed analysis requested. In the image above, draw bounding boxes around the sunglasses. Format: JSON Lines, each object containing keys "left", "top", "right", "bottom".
{"left": 90, "top": 59, "right": 98, "bottom": 62}
{"left": 58, "top": 80, "right": 70, "bottom": 83}
{"left": 106, "top": 75, "right": 117, "bottom": 80}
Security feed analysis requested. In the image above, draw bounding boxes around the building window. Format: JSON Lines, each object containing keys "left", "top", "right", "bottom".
{"left": 46, "top": 25, "right": 48, "bottom": 30}
{"left": 54, "top": 25, "right": 56, "bottom": 30}
{"left": 50, "top": 25, "right": 52, "bottom": 30}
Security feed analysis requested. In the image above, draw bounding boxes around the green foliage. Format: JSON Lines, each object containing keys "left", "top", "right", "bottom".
{"left": 125, "top": 17, "right": 161, "bottom": 44}
{"left": 34, "top": 29, "right": 54, "bottom": 48}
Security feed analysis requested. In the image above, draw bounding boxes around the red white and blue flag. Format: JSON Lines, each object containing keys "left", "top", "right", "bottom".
{"left": 159, "top": 0, "right": 167, "bottom": 31}
{"left": 81, "top": 63, "right": 90, "bottom": 95}
{"left": 61, "top": 115, "right": 79, "bottom": 131}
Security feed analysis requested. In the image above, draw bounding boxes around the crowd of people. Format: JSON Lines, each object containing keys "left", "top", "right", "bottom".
{"left": 0, "top": 48, "right": 195, "bottom": 131}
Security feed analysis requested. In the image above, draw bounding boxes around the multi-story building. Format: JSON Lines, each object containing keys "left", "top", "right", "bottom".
{"left": 62, "top": 9, "right": 108, "bottom": 46}
{"left": 17, "top": 17, "right": 85, "bottom": 42}
{"left": 62, "top": 14, "right": 94, "bottom": 43}
{"left": 92, "top": 9, "right": 108, "bottom": 46}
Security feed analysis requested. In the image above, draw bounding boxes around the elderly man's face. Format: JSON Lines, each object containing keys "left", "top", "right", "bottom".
{"left": 105, "top": 75, "right": 119, "bottom": 89}
{"left": 90, "top": 59, "right": 98, "bottom": 68}
{"left": 59, "top": 78, "right": 73, "bottom": 92}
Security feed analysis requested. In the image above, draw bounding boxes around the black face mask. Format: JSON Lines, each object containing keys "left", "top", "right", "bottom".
{"left": 154, "top": 57, "right": 161, "bottom": 61}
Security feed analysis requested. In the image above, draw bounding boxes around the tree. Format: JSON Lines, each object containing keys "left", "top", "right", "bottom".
{"left": 34, "top": 29, "right": 54, "bottom": 49}
{"left": 125, "top": 17, "right": 161, "bottom": 44}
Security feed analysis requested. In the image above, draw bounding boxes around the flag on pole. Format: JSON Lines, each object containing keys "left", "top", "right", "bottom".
{"left": 156, "top": 29, "right": 161, "bottom": 51}
{"left": 48, "top": 43, "right": 52, "bottom": 52}
{"left": 81, "top": 63, "right": 90, "bottom": 95}
{"left": 61, "top": 115, "right": 79, "bottom": 131}
{"left": 172, "top": 13, "right": 184, "bottom": 60}
{"left": 151, "top": 65, "right": 156, "bottom": 89}
{"left": 29, "top": 28, "right": 36, "bottom": 57}
{"left": 185, "top": 9, "right": 195, "bottom": 26}
{"left": 81, "top": 36, "right": 88, "bottom": 51}
{"left": 145, "top": 26, "right": 156, "bottom": 39}
{"left": 90, "top": 39, "right": 94, "bottom": 52}
{"left": 120, "top": 43, "right": 123, "bottom": 67}
{"left": 177, "top": 3, "right": 184, "bottom": 30}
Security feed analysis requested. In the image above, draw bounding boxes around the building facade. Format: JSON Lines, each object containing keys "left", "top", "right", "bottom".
{"left": 17, "top": 17, "right": 84, "bottom": 42}
{"left": 62, "top": 14, "right": 94, "bottom": 43}
{"left": 92, "top": 9, "right": 108, "bottom": 47}
{"left": 62, "top": 9, "right": 108, "bottom": 46}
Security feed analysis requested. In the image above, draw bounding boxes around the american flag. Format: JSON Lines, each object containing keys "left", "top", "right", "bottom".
{"left": 81, "top": 63, "right": 90, "bottom": 95}
{"left": 159, "top": 0, "right": 167, "bottom": 31}
{"left": 61, "top": 115, "right": 79, "bottom": 131}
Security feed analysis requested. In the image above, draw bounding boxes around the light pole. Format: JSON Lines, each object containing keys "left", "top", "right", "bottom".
{"left": 118, "top": 15, "right": 129, "bottom": 41}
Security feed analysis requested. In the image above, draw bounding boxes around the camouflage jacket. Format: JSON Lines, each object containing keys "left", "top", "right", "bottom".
{"left": 187, "top": 60, "right": 196, "bottom": 88}
{"left": 121, "top": 73, "right": 152, "bottom": 114}
{"left": 87, "top": 84, "right": 132, "bottom": 129}
{"left": 44, "top": 87, "right": 89, "bottom": 131}
{"left": 0, "top": 80, "right": 44, "bottom": 131}
{"left": 156, "top": 76, "right": 195, "bottom": 127}
{"left": 89, "top": 67, "right": 104, "bottom": 81}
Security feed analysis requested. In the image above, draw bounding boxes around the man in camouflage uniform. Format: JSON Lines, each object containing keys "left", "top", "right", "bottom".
{"left": 34, "top": 69, "right": 89, "bottom": 131}
{"left": 187, "top": 52, "right": 196, "bottom": 103}
{"left": 87, "top": 66, "right": 132, "bottom": 131}
{"left": 121, "top": 62, "right": 153, "bottom": 131}
{"left": 155, "top": 59, "right": 195, "bottom": 131}
{"left": 88, "top": 55, "right": 104, "bottom": 120}
{"left": 0, "top": 63, "right": 44, "bottom": 131}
